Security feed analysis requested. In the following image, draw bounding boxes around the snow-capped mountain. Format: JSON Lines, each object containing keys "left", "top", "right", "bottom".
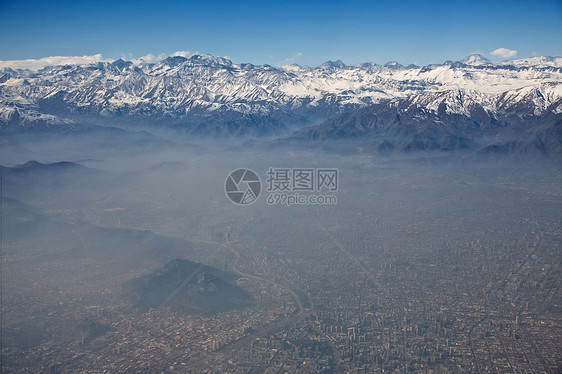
{"left": 1, "top": 53, "right": 561, "bottom": 138}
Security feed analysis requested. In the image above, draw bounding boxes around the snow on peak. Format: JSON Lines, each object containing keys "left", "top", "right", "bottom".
{"left": 189, "top": 54, "right": 233, "bottom": 66}
{"left": 321, "top": 60, "right": 346, "bottom": 69}
{"left": 460, "top": 54, "right": 492, "bottom": 66}
{"left": 505, "top": 56, "right": 562, "bottom": 68}
{"left": 383, "top": 61, "right": 403, "bottom": 69}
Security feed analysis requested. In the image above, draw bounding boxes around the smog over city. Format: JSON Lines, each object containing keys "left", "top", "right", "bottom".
{"left": 1, "top": 1, "right": 561, "bottom": 372}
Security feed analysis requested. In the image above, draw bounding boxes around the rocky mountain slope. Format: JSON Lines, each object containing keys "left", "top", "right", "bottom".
{"left": 290, "top": 84, "right": 562, "bottom": 153}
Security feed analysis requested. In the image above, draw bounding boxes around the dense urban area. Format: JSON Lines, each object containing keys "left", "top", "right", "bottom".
{"left": 2, "top": 154, "right": 560, "bottom": 373}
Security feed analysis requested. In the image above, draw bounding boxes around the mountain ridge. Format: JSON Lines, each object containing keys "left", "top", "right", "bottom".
{"left": 1, "top": 54, "right": 560, "bottom": 131}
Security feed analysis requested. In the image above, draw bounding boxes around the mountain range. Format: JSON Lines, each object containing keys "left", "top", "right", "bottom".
{"left": 1, "top": 53, "right": 561, "bottom": 153}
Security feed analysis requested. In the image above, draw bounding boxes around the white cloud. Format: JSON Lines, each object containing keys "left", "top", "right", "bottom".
{"left": 0, "top": 51, "right": 204, "bottom": 70}
{"left": 170, "top": 50, "right": 194, "bottom": 58}
{"left": 491, "top": 48, "right": 518, "bottom": 59}
{"left": 0, "top": 54, "right": 111, "bottom": 71}
{"left": 282, "top": 52, "right": 304, "bottom": 64}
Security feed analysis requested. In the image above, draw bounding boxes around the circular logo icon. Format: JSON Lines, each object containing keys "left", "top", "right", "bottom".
{"left": 225, "top": 168, "right": 261, "bottom": 205}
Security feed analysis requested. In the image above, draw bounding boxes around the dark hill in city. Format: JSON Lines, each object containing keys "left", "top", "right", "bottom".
{"left": 123, "top": 259, "right": 252, "bottom": 315}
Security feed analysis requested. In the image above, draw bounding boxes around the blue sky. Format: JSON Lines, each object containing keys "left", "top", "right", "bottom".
{"left": 0, "top": 0, "right": 560, "bottom": 66}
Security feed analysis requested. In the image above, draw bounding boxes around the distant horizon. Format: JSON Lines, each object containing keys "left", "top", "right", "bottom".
{"left": 1, "top": 50, "right": 561, "bottom": 71}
